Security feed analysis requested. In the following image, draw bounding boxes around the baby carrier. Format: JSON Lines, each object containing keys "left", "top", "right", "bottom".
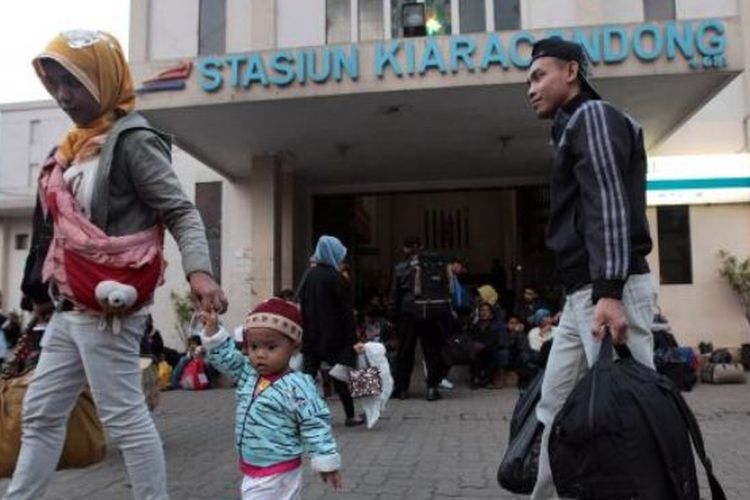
{"left": 39, "top": 154, "right": 165, "bottom": 313}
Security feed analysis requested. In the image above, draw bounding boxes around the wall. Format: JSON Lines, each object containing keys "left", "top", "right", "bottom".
{"left": 276, "top": 0, "right": 326, "bottom": 48}
{"left": 148, "top": 0, "right": 199, "bottom": 60}
{"left": 647, "top": 204, "right": 750, "bottom": 348}
{"left": 0, "top": 219, "right": 33, "bottom": 317}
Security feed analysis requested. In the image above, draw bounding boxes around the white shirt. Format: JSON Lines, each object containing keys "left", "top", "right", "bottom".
{"left": 63, "top": 155, "right": 99, "bottom": 219}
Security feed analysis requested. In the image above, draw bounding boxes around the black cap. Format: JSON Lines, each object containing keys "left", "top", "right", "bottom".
{"left": 531, "top": 37, "right": 601, "bottom": 100}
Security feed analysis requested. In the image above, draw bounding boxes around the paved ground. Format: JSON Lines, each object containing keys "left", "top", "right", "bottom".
{"left": 1, "top": 373, "right": 749, "bottom": 499}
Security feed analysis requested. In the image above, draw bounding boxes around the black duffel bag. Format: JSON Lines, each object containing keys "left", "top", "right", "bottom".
{"left": 549, "top": 334, "right": 725, "bottom": 500}
{"left": 497, "top": 370, "right": 544, "bottom": 494}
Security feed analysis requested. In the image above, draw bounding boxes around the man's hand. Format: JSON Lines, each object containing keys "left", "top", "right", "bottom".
{"left": 188, "top": 272, "right": 227, "bottom": 313}
{"left": 592, "top": 298, "right": 628, "bottom": 344}
{"left": 320, "top": 470, "right": 342, "bottom": 491}
{"left": 353, "top": 342, "right": 366, "bottom": 353}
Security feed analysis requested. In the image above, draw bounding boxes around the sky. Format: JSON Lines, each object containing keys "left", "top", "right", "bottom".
{"left": 0, "top": 0, "right": 130, "bottom": 104}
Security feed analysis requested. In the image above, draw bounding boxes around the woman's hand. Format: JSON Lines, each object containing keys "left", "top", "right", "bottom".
{"left": 189, "top": 271, "right": 228, "bottom": 313}
{"left": 353, "top": 342, "right": 366, "bottom": 353}
{"left": 320, "top": 470, "right": 342, "bottom": 491}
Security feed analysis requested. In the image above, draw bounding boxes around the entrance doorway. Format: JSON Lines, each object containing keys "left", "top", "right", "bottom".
{"left": 312, "top": 186, "right": 554, "bottom": 311}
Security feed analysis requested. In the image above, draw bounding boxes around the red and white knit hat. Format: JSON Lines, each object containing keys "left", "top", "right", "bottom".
{"left": 245, "top": 298, "right": 303, "bottom": 344}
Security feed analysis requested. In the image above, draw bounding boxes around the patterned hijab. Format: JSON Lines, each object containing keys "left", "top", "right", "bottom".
{"left": 33, "top": 30, "right": 135, "bottom": 165}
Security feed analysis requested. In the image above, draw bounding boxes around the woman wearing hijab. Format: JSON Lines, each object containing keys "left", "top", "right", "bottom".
{"left": 5, "top": 30, "right": 226, "bottom": 500}
{"left": 298, "top": 236, "right": 364, "bottom": 427}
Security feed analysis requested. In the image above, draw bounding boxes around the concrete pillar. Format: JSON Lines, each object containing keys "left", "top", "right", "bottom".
{"left": 226, "top": 0, "right": 253, "bottom": 53}
{"left": 0, "top": 222, "right": 8, "bottom": 308}
{"left": 250, "top": 0, "right": 277, "bottom": 50}
{"left": 741, "top": 0, "right": 750, "bottom": 152}
{"left": 129, "top": 0, "right": 149, "bottom": 62}
{"left": 249, "top": 155, "right": 281, "bottom": 303}
{"left": 219, "top": 175, "right": 254, "bottom": 330}
{"left": 280, "top": 170, "right": 295, "bottom": 290}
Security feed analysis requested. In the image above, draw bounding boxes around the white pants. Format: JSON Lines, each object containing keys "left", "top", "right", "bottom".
{"left": 3, "top": 312, "right": 168, "bottom": 500}
{"left": 531, "top": 274, "right": 657, "bottom": 500}
{"left": 241, "top": 468, "right": 302, "bottom": 500}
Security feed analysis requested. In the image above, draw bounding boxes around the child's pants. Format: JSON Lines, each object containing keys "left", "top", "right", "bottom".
{"left": 3, "top": 312, "right": 168, "bottom": 500}
{"left": 241, "top": 468, "right": 303, "bottom": 500}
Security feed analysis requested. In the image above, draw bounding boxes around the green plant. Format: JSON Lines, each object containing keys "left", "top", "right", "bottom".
{"left": 718, "top": 250, "right": 750, "bottom": 328}
{"left": 170, "top": 290, "right": 195, "bottom": 349}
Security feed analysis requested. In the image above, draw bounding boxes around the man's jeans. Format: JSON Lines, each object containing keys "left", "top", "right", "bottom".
{"left": 531, "top": 274, "right": 657, "bottom": 500}
{"left": 2, "top": 313, "right": 169, "bottom": 500}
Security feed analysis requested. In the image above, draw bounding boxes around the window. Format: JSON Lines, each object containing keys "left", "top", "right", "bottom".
{"left": 643, "top": 0, "right": 675, "bottom": 21}
{"left": 360, "top": 0, "right": 385, "bottom": 41}
{"left": 423, "top": 207, "right": 470, "bottom": 250}
{"left": 657, "top": 205, "right": 692, "bottom": 285}
{"left": 494, "top": 0, "right": 520, "bottom": 31}
{"left": 459, "top": 0, "right": 485, "bottom": 34}
{"left": 15, "top": 234, "right": 29, "bottom": 251}
{"left": 195, "top": 182, "right": 223, "bottom": 283}
{"left": 327, "top": 0, "right": 351, "bottom": 43}
{"left": 28, "top": 163, "right": 40, "bottom": 187}
{"left": 392, "top": 0, "right": 451, "bottom": 38}
{"left": 199, "top": 0, "right": 226, "bottom": 55}
{"left": 29, "top": 119, "right": 41, "bottom": 145}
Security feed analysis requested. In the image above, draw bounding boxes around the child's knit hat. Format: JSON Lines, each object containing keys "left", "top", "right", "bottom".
{"left": 245, "top": 298, "right": 303, "bottom": 344}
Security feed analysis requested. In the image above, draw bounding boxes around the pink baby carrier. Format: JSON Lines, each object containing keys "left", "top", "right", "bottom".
{"left": 39, "top": 155, "right": 166, "bottom": 313}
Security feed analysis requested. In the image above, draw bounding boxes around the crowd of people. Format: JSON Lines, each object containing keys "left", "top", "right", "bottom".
{"left": 0, "top": 27, "right": 662, "bottom": 500}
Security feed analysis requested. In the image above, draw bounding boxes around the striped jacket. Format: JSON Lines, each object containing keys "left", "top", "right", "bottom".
{"left": 203, "top": 329, "right": 341, "bottom": 472}
{"left": 546, "top": 92, "right": 652, "bottom": 302}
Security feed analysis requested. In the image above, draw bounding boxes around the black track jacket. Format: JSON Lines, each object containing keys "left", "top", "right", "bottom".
{"left": 546, "top": 92, "right": 652, "bottom": 303}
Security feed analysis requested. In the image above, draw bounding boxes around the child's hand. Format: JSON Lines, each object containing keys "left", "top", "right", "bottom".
{"left": 319, "top": 470, "right": 342, "bottom": 491}
{"left": 199, "top": 310, "right": 219, "bottom": 336}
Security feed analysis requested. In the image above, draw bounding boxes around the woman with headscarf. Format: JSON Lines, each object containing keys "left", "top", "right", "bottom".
{"left": 5, "top": 30, "right": 226, "bottom": 500}
{"left": 298, "top": 236, "right": 364, "bottom": 427}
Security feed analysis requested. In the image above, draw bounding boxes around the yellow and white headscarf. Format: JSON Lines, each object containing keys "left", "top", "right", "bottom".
{"left": 33, "top": 30, "right": 135, "bottom": 165}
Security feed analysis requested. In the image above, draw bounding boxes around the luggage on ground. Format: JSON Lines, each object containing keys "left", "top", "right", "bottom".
{"left": 0, "top": 369, "right": 106, "bottom": 477}
{"left": 701, "top": 362, "right": 746, "bottom": 384}
{"left": 180, "top": 357, "right": 210, "bottom": 390}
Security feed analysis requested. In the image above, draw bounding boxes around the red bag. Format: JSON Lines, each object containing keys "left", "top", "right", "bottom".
{"left": 39, "top": 155, "right": 166, "bottom": 313}
{"left": 180, "top": 358, "right": 210, "bottom": 390}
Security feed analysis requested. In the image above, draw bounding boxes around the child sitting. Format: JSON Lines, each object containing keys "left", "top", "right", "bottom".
{"left": 200, "top": 298, "right": 342, "bottom": 499}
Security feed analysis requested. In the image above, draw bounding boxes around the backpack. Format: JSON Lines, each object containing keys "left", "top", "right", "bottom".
{"left": 410, "top": 252, "right": 451, "bottom": 319}
{"left": 549, "top": 334, "right": 726, "bottom": 500}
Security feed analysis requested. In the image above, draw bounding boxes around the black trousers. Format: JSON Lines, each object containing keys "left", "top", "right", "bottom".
{"left": 394, "top": 313, "right": 448, "bottom": 391}
{"left": 303, "top": 354, "right": 355, "bottom": 419}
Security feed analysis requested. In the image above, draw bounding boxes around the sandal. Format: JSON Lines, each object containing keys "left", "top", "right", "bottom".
{"left": 345, "top": 416, "right": 365, "bottom": 427}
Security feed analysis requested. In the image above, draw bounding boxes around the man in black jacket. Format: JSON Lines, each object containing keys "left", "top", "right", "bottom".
{"left": 525, "top": 38, "right": 658, "bottom": 499}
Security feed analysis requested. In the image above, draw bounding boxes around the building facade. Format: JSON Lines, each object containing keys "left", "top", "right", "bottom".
{"left": 1, "top": 0, "right": 749, "bottom": 348}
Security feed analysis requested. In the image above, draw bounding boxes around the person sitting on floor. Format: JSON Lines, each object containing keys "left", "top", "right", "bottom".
{"left": 468, "top": 302, "right": 505, "bottom": 389}
{"left": 527, "top": 308, "right": 556, "bottom": 352}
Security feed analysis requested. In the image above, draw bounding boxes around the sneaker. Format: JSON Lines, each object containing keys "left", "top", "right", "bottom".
{"left": 439, "top": 378, "right": 454, "bottom": 390}
{"left": 426, "top": 387, "right": 442, "bottom": 401}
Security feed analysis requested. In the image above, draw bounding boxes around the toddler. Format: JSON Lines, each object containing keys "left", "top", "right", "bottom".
{"left": 200, "top": 298, "right": 342, "bottom": 499}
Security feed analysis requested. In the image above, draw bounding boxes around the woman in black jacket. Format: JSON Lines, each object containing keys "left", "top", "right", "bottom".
{"left": 299, "top": 235, "right": 364, "bottom": 426}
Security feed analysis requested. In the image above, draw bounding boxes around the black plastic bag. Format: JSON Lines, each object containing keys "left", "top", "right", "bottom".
{"left": 497, "top": 370, "right": 544, "bottom": 494}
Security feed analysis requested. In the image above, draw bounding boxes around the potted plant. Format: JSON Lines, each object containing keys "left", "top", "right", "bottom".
{"left": 717, "top": 250, "right": 750, "bottom": 368}
{"left": 170, "top": 290, "right": 195, "bottom": 350}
